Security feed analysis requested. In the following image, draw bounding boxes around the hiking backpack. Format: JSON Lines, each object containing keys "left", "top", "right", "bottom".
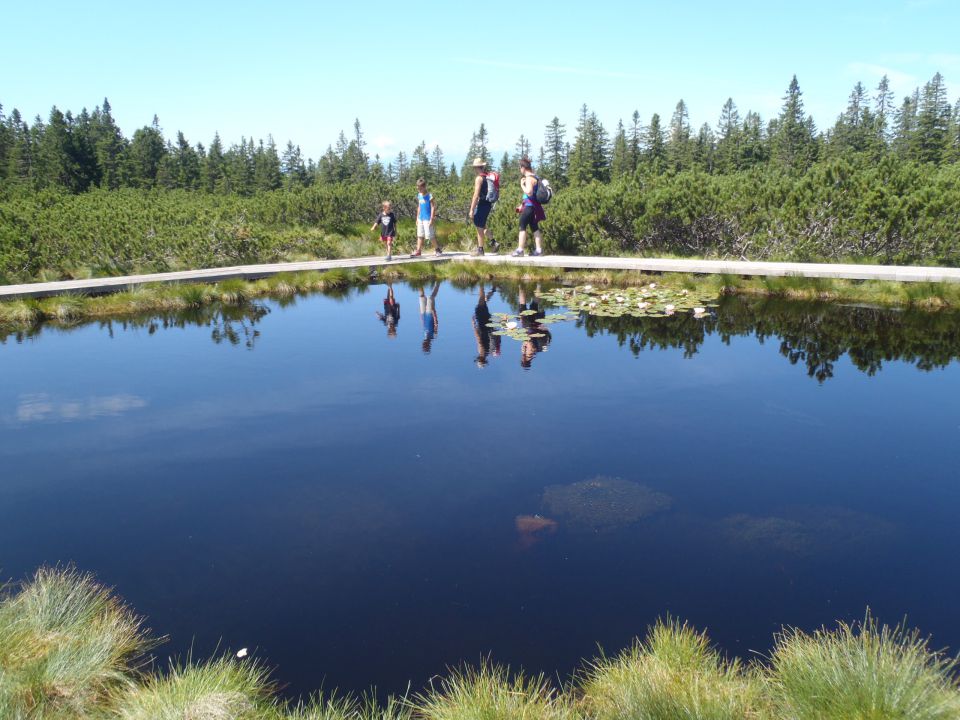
{"left": 535, "top": 176, "right": 553, "bottom": 205}
{"left": 483, "top": 171, "right": 500, "bottom": 203}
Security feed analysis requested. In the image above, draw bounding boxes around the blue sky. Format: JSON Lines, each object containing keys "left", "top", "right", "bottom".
{"left": 2, "top": 0, "right": 958, "bottom": 164}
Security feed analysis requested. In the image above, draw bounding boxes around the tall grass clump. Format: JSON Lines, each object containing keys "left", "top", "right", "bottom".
{"left": 282, "top": 693, "right": 411, "bottom": 720}
{"left": 0, "top": 299, "right": 42, "bottom": 325}
{"left": 768, "top": 612, "right": 960, "bottom": 720}
{"left": 414, "top": 661, "right": 573, "bottom": 720}
{"left": 578, "top": 618, "right": 767, "bottom": 720}
{"left": 0, "top": 567, "right": 151, "bottom": 720}
{"left": 112, "top": 656, "right": 277, "bottom": 720}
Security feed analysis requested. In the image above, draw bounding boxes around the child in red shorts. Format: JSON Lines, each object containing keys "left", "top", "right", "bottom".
{"left": 371, "top": 200, "right": 397, "bottom": 261}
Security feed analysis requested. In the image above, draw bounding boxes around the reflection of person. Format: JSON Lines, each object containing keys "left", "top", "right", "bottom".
{"left": 518, "top": 286, "right": 551, "bottom": 368}
{"left": 472, "top": 283, "right": 501, "bottom": 368}
{"left": 412, "top": 178, "right": 442, "bottom": 257}
{"left": 511, "top": 157, "right": 545, "bottom": 257}
{"left": 370, "top": 200, "right": 397, "bottom": 261}
{"left": 419, "top": 282, "right": 440, "bottom": 353}
{"left": 467, "top": 157, "right": 500, "bottom": 256}
{"left": 375, "top": 284, "right": 400, "bottom": 338}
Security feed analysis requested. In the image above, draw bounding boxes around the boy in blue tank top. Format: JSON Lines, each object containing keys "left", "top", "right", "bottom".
{"left": 412, "top": 178, "right": 442, "bottom": 257}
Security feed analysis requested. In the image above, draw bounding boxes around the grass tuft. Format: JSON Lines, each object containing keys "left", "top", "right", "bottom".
{"left": 578, "top": 618, "right": 767, "bottom": 720}
{"left": 0, "top": 567, "right": 152, "bottom": 720}
{"left": 414, "top": 661, "right": 573, "bottom": 720}
{"left": 113, "top": 656, "right": 276, "bottom": 720}
{"left": 768, "top": 612, "right": 960, "bottom": 720}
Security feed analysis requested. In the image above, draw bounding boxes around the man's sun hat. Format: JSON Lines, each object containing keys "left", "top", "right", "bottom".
{"left": 471, "top": 157, "right": 487, "bottom": 168}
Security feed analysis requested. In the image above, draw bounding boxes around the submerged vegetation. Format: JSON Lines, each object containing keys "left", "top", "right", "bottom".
{"left": 1, "top": 568, "right": 959, "bottom": 719}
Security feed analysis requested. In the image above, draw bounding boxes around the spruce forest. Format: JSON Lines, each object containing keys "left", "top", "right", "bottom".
{"left": 1, "top": 73, "right": 959, "bottom": 283}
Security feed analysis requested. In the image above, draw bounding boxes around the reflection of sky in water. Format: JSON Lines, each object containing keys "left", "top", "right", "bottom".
{"left": 1, "top": 282, "right": 960, "bottom": 699}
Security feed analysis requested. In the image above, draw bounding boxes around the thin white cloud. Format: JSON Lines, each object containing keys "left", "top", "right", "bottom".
{"left": 12, "top": 393, "right": 147, "bottom": 424}
{"left": 453, "top": 57, "right": 644, "bottom": 80}
{"left": 370, "top": 134, "right": 395, "bottom": 150}
{"left": 846, "top": 62, "right": 918, "bottom": 90}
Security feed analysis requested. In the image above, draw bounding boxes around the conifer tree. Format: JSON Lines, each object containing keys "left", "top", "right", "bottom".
{"left": 430, "top": 145, "right": 445, "bottom": 179}
{"left": 715, "top": 98, "right": 742, "bottom": 173}
{"left": 740, "top": 111, "right": 766, "bottom": 167}
{"left": 124, "top": 116, "right": 167, "bottom": 189}
{"left": 92, "top": 99, "right": 126, "bottom": 190}
{"left": 203, "top": 133, "right": 226, "bottom": 192}
{"left": 609, "top": 119, "right": 630, "bottom": 178}
{"left": 627, "top": 110, "right": 642, "bottom": 173}
{"left": 280, "top": 141, "right": 308, "bottom": 188}
{"left": 6, "top": 109, "right": 34, "bottom": 182}
{"left": 0, "top": 105, "right": 9, "bottom": 182}
{"left": 254, "top": 136, "right": 282, "bottom": 191}
{"left": 771, "top": 75, "right": 817, "bottom": 171}
{"left": 643, "top": 112, "right": 666, "bottom": 169}
{"left": 667, "top": 100, "right": 694, "bottom": 170}
{"left": 893, "top": 91, "right": 919, "bottom": 158}
{"left": 693, "top": 123, "right": 715, "bottom": 171}
{"left": 543, "top": 116, "right": 567, "bottom": 185}
{"left": 395, "top": 150, "right": 408, "bottom": 182}
{"left": 915, "top": 72, "right": 951, "bottom": 164}
{"left": 461, "top": 124, "right": 491, "bottom": 177}
{"left": 874, "top": 75, "right": 895, "bottom": 144}
{"left": 172, "top": 131, "right": 201, "bottom": 190}
{"left": 411, "top": 141, "right": 431, "bottom": 180}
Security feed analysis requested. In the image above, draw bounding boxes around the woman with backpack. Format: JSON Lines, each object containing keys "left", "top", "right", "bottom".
{"left": 511, "top": 157, "right": 545, "bottom": 257}
{"left": 467, "top": 157, "right": 500, "bottom": 256}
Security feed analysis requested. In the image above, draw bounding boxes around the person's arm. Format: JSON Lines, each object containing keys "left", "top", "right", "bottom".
{"left": 429, "top": 195, "right": 436, "bottom": 224}
{"left": 469, "top": 175, "right": 482, "bottom": 215}
{"left": 370, "top": 214, "right": 380, "bottom": 232}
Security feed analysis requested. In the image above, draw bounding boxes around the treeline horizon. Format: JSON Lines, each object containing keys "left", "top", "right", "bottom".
{"left": 1, "top": 73, "right": 958, "bottom": 196}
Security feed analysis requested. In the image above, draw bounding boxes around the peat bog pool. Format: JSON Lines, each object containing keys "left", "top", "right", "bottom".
{"left": 2, "top": 280, "right": 960, "bottom": 698}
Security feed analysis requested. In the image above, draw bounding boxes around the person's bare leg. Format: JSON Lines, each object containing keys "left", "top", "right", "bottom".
{"left": 475, "top": 226, "right": 485, "bottom": 250}
{"left": 517, "top": 229, "right": 527, "bottom": 252}
{"left": 533, "top": 230, "right": 543, "bottom": 254}
{"left": 415, "top": 235, "right": 424, "bottom": 255}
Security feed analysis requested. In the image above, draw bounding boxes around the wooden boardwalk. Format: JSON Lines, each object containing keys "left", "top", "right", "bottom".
{"left": 2, "top": 253, "right": 960, "bottom": 300}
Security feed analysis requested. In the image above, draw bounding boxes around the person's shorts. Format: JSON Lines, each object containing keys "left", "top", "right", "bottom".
{"left": 519, "top": 205, "right": 540, "bottom": 232}
{"left": 380, "top": 234, "right": 395, "bottom": 243}
{"left": 416, "top": 219, "right": 436, "bottom": 240}
{"left": 473, "top": 201, "right": 493, "bottom": 228}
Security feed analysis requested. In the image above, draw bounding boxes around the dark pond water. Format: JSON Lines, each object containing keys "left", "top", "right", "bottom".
{"left": 2, "top": 280, "right": 960, "bottom": 698}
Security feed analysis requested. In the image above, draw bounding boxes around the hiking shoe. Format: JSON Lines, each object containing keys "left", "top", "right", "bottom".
{"left": 489, "top": 239, "right": 500, "bottom": 253}
{"left": 472, "top": 246, "right": 485, "bottom": 256}
{"left": 435, "top": 248, "right": 444, "bottom": 256}
{"left": 510, "top": 249, "right": 524, "bottom": 257}
{"left": 410, "top": 251, "right": 421, "bottom": 258}
{"left": 385, "top": 254, "right": 392, "bottom": 261}
{"left": 532, "top": 249, "right": 544, "bottom": 257}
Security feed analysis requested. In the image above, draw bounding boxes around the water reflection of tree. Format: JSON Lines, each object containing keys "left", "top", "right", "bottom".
{"left": 1, "top": 303, "right": 270, "bottom": 349}
{"left": 576, "top": 295, "right": 960, "bottom": 382}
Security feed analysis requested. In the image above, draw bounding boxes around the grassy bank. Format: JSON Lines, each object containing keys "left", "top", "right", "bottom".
{"left": 4, "top": 261, "right": 960, "bottom": 332}
{"left": 1, "top": 568, "right": 958, "bottom": 719}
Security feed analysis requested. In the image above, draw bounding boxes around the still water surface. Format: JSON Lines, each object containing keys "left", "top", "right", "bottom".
{"left": 2, "top": 281, "right": 959, "bottom": 697}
